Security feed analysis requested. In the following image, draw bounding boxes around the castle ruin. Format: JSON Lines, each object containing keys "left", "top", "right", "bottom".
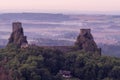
{"left": 8, "top": 22, "right": 28, "bottom": 48}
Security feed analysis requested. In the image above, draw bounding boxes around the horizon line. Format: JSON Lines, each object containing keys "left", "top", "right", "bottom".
{"left": 0, "top": 11, "right": 120, "bottom": 15}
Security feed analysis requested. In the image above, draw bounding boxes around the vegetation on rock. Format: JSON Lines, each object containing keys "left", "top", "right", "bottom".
{"left": 0, "top": 44, "right": 119, "bottom": 80}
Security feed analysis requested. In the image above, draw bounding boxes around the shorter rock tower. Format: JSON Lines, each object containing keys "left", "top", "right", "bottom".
{"left": 8, "top": 22, "right": 28, "bottom": 48}
{"left": 75, "top": 29, "right": 101, "bottom": 55}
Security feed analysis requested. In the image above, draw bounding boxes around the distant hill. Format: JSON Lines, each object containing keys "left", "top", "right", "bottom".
{"left": 0, "top": 13, "right": 75, "bottom": 22}
{"left": 0, "top": 39, "right": 7, "bottom": 46}
{"left": 31, "top": 38, "right": 74, "bottom": 46}
{"left": 99, "top": 44, "right": 120, "bottom": 57}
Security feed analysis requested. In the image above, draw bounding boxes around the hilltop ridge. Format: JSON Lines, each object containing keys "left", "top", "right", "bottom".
{"left": 0, "top": 22, "right": 119, "bottom": 80}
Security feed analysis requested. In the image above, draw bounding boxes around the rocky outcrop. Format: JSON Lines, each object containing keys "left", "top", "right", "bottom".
{"left": 75, "top": 29, "right": 101, "bottom": 55}
{"left": 8, "top": 22, "right": 28, "bottom": 48}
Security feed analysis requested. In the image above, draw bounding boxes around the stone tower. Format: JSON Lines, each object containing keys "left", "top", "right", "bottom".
{"left": 8, "top": 22, "right": 28, "bottom": 48}
{"left": 75, "top": 29, "right": 101, "bottom": 56}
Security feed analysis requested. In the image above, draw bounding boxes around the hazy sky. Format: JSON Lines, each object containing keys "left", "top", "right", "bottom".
{"left": 0, "top": 0, "right": 120, "bottom": 14}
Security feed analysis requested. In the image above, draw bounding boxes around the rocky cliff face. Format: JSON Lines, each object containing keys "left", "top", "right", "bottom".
{"left": 75, "top": 29, "right": 101, "bottom": 55}
{"left": 8, "top": 22, "right": 28, "bottom": 48}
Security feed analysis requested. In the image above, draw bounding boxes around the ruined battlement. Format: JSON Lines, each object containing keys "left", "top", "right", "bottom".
{"left": 12, "top": 22, "right": 22, "bottom": 32}
{"left": 7, "top": 22, "right": 101, "bottom": 56}
{"left": 80, "top": 29, "right": 91, "bottom": 34}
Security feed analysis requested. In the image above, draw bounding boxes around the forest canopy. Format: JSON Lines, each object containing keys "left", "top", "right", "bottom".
{"left": 0, "top": 44, "right": 120, "bottom": 80}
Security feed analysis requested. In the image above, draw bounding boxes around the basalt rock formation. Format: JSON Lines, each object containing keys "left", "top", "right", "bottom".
{"left": 75, "top": 29, "right": 101, "bottom": 55}
{"left": 8, "top": 22, "right": 28, "bottom": 48}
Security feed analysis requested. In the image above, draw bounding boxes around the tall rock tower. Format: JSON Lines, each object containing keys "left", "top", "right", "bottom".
{"left": 75, "top": 29, "right": 101, "bottom": 56}
{"left": 8, "top": 22, "right": 28, "bottom": 48}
